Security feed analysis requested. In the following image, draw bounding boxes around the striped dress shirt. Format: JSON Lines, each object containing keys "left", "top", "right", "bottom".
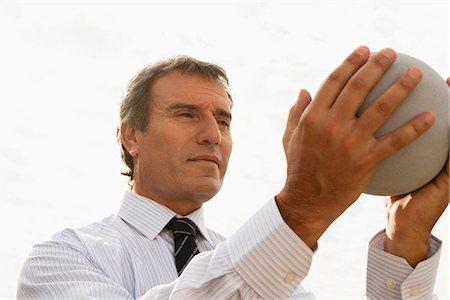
{"left": 17, "top": 191, "right": 441, "bottom": 299}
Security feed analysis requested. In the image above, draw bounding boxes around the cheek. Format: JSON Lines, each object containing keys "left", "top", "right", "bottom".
{"left": 221, "top": 137, "right": 233, "bottom": 169}
{"left": 140, "top": 135, "right": 174, "bottom": 170}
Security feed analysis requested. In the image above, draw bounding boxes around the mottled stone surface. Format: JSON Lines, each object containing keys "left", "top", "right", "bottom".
{"left": 358, "top": 53, "right": 449, "bottom": 196}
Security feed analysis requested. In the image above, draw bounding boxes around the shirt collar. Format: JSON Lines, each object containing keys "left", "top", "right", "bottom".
{"left": 117, "top": 190, "right": 212, "bottom": 244}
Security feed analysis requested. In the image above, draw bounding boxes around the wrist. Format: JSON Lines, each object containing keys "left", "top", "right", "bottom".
{"left": 384, "top": 228, "right": 430, "bottom": 267}
{"left": 275, "top": 192, "right": 332, "bottom": 249}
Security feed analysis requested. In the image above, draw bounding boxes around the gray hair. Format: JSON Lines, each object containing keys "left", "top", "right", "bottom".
{"left": 117, "top": 56, "right": 232, "bottom": 185}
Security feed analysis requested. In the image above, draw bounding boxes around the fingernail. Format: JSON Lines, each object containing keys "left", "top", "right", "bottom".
{"left": 407, "top": 67, "right": 422, "bottom": 80}
{"left": 419, "top": 112, "right": 436, "bottom": 130}
{"left": 423, "top": 111, "right": 436, "bottom": 123}
{"left": 382, "top": 49, "right": 396, "bottom": 60}
{"left": 355, "top": 46, "right": 369, "bottom": 57}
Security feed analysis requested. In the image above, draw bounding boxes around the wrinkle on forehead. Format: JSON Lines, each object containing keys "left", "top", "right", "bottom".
{"left": 149, "top": 71, "right": 232, "bottom": 110}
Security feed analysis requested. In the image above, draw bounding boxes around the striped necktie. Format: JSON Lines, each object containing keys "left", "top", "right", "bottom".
{"left": 166, "top": 217, "right": 200, "bottom": 275}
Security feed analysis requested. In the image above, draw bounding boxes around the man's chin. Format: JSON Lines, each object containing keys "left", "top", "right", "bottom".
{"left": 187, "top": 177, "right": 222, "bottom": 201}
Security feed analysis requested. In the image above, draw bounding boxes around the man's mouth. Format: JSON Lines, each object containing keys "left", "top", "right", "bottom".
{"left": 188, "top": 154, "right": 220, "bottom": 167}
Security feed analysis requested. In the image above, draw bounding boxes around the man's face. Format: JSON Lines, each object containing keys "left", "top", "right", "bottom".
{"left": 132, "top": 71, "right": 232, "bottom": 214}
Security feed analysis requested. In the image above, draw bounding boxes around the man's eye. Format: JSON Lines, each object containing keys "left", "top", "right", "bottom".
{"left": 176, "top": 112, "right": 194, "bottom": 118}
{"left": 217, "top": 120, "right": 230, "bottom": 129}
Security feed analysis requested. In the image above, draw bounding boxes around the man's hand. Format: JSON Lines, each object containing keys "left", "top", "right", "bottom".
{"left": 276, "top": 46, "right": 436, "bottom": 248}
{"left": 384, "top": 77, "right": 450, "bottom": 267}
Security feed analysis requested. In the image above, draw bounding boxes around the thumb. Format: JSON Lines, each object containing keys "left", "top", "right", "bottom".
{"left": 283, "top": 89, "right": 312, "bottom": 151}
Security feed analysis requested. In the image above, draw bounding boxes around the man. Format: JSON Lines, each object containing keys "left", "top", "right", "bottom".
{"left": 18, "top": 46, "right": 449, "bottom": 299}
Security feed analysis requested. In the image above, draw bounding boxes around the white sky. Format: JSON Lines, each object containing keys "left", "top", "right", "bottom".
{"left": 2, "top": 1, "right": 449, "bottom": 299}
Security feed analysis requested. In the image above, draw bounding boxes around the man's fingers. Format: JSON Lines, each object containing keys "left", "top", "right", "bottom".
{"left": 375, "top": 111, "right": 435, "bottom": 161}
{"left": 295, "top": 89, "right": 313, "bottom": 117}
{"left": 332, "top": 49, "right": 397, "bottom": 118}
{"left": 311, "top": 46, "right": 370, "bottom": 111}
{"left": 283, "top": 89, "right": 312, "bottom": 149}
{"left": 357, "top": 67, "right": 423, "bottom": 135}
{"left": 285, "top": 89, "right": 312, "bottom": 130}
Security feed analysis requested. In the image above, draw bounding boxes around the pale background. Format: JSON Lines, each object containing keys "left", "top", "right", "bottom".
{"left": 1, "top": 1, "right": 449, "bottom": 299}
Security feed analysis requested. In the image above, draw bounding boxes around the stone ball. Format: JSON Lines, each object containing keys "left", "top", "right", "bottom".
{"left": 357, "top": 53, "right": 449, "bottom": 196}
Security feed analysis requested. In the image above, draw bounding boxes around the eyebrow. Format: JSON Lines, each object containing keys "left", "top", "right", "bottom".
{"left": 168, "top": 103, "right": 232, "bottom": 120}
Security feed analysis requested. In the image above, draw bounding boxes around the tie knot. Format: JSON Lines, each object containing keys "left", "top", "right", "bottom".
{"left": 167, "top": 217, "right": 198, "bottom": 237}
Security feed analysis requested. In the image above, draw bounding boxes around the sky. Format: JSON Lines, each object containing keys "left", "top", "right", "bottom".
{"left": 1, "top": 1, "right": 449, "bottom": 299}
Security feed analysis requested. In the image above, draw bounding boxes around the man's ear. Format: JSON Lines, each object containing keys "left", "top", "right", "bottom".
{"left": 120, "top": 122, "right": 139, "bottom": 157}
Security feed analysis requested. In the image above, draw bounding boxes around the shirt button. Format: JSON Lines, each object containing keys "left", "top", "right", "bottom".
{"left": 409, "top": 286, "right": 421, "bottom": 296}
{"left": 284, "top": 272, "right": 298, "bottom": 284}
{"left": 385, "top": 278, "right": 397, "bottom": 289}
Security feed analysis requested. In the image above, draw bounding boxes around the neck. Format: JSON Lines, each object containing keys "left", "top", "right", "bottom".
{"left": 132, "top": 187, "right": 202, "bottom": 216}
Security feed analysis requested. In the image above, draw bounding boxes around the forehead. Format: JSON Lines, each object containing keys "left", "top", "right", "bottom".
{"left": 149, "top": 71, "right": 232, "bottom": 110}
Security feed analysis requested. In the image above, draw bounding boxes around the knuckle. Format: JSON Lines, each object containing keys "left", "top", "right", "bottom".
{"left": 389, "top": 134, "right": 405, "bottom": 150}
{"left": 300, "top": 113, "right": 316, "bottom": 128}
{"left": 348, "top": 77, "right": 368, "bottom": 91}
{"left": 373, "top": 100, "right": 391, "bottom": 117}
{"left": 344, "top": 55, "right": 361, "bottom": 67}
{"left": 327, "top": 69, "right": 344, "bottom": 84}
{"left": 412, "top": 121, "right": 426, "bottom": 135}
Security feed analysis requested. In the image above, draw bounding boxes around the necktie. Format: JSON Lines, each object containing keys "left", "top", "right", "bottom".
{"left": 166, "top": 217, "right": 200, "bottom": 275}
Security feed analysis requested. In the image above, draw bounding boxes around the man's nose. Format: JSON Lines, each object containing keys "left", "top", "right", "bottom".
{"left": 196, "top": 116, "right": 221, "bottom": 145}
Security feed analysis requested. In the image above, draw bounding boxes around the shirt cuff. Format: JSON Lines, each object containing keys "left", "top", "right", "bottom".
{"left": 225, "top": 197, "right": 314, "bottom": 299}
{"left": 366, "top": 230, "right": 442, "bottom": 300}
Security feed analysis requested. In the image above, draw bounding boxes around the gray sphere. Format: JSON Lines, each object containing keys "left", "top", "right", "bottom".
{"left": 357, "top": 53, "right": 449, "bottom": 196}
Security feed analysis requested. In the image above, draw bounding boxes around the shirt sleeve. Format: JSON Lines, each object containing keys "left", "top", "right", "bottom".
{"left": 365, "top": 230, "right": 442, "bottom": 300}
{"left": 141, "top": 197, "right": 315, "bottom": 299}
{"left": 17, "top": 240, "right": 135, "bottom": 300}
